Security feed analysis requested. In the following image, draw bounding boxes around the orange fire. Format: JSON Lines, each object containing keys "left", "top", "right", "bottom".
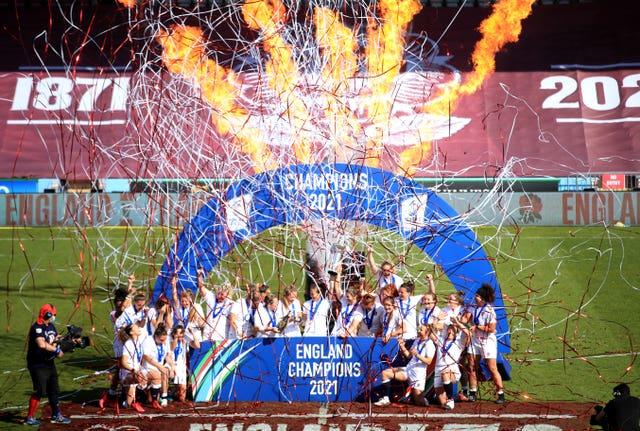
{"left": 117, "top": 0, "right": 134, "bottom": 8}
{"left": 398, "top": 0, "right": 535, "bottom": 175}
{"left": 119, "top": 0, "right": 534, "bottom": 176}
{"left": 314, "top": 7, "right": 361, "bottom": 159}
{"left": 156, "top": 25, "right": 278, "bottom": 172}
{"left": 242, "top": 0, "right": 312, "bottom": 163}
{"left": 364, "top": 0, "right": 422, "bottom": 165}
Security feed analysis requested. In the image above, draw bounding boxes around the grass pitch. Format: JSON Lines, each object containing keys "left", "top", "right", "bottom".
{"left": 0, "top": 224, "right": 639, "bottom": 417}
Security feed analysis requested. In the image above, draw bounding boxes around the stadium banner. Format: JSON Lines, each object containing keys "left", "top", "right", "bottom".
{"left": 1, "top": 68, "right": 640, "bottom": 179}
{"left": 151, "top": 164, "right": 511, "bottom": 355}
{"left": 189, "top": 336, "right": 399, "bottom": 402}
{"left": 0, "top": 191, "right": 639, "bottom": 227}
{"left": 190, "top": 336, "right": 511, "bottom": 403}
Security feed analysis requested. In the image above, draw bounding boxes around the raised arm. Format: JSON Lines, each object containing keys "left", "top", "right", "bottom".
{"left": 122, "top": 274, "right": 136, "bottom": 309}
{"left": 197, "top": 268, "right": 209, "bottom": 299}
{"left": 187, "top": 327, "right": 201, "bottom": 349}
{"left": 425, "top": 273, "right": 436, "bottom": 295}
{"left": 329, "top": 264, "right": 344, "bottom": 300}
{"left": 127, "top": 274, "right": 136, "bottom": 294}
{"left": 171, "top": 274, "right": 180, "bottom": 311}
{"left": 366, "top": 244, "right": 379, "bottom": 274}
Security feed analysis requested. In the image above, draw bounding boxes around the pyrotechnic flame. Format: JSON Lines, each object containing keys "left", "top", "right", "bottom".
{"left": 364, "top": 0, "right": 423, "bottom": 166}
{"left": 314, "top": 8, "right": 361, "bottom": 160}
{"left": 243, "top": 0, "right": 312, "bottom": 163}
{"left": 118, "top": 0, "right": 134, "bottom": 8}
{"left": 155, "top": 25, "right": 278, "bottom": 172}
{"left": 118, "top": 0, "right": 533, "bottom": 176}
{"left": 398, "top": 0, "right": 535, "bottom": 175}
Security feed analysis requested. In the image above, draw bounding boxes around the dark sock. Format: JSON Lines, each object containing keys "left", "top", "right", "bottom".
{"left": 49, "top": 392, "right": 60, "bottom": 417}
{"left": 382, "top": 379, "right": 391, "bottom": 398}
{"left": 443, "top": 382, "right": 453, "bottom": 399}
{"left": 151, "top": 387, "right": 161, "bottom": 401}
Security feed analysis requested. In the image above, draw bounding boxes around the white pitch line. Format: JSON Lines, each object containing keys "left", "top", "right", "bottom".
{"left": 70, "top": 412, "right": 578, "bottom": 420}
{"left": 517, "top": 351, "right": 640, "bottom": 362}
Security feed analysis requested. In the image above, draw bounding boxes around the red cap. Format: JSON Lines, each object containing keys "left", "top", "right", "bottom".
{"left": 37, "top": 303, "right": 57, "bottom": 324}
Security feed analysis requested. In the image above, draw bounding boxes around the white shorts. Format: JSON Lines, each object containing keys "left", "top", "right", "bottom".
{"left": 119, "top": 369, "right": 140, "bottom": 387}
{"left": 406, "top": 366, "right": 427, "bottom": 392}
{"left": 173, "top": 362, "right": 188, "bottom": 386}
{"left": 434, "top": 364, "right": 461, "bottom": 387}
{"left": 113, "top": 337, "right": 124, "bottom": 357}
{"left": 469, "top": 334, "right": 497, "bottom": 359}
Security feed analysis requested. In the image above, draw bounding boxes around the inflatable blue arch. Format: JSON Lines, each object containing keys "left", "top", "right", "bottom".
{"left": 153, "top": 163, "right": 510, "bottom": 353}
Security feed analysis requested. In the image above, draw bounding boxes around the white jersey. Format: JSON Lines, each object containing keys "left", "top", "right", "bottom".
{"left": 171, "top": 337, "right": 189, "bottom": 368}
{"left": 110, "top": 309, "right": 125, "bottom": 356}
{"left": 231, "top": 298, "right": 261, "bottom": 339}
{"left": 173, "top": 303, "right": 204, "bottom": 332}
{"left": 358, "top": 305, "right": 383, "bottom": 337}
{"left": 277, "top": 299, "right": 303, "bottom": 337}
{"left": 470, "top": 302, "right": 497, "bottom": 344}
{"left": 120, "top": 335, "right": 146, "bottom": 380}
{"left": 302, "top": 297, "right": 330, "bottom": 336}
{"left": 141, "top": 336, "right": 170, "bottom": 373}
{"left": 331, "top": 297, "right": 364, "bottom": 337}
{"left": 202, "top": 291, "right": 234, "bottom": 341}
{"left": 396, "top": 295, "right": 421, "bottom": 339}
{"left": 417, "top": 305, "right": 442, "bottom": 327}
{"left": 109, "top": 309, "right": 121, "bottom": 333}
{"left": 436, "top": 333, "right": 466, "bottom": 371}
{"left": 439, "top": 304, "right": 464, "bottom": 337}
{"left": 374, "top": 271, "right": 403, "bottom": 301}
{"left": 254, "top": 306, "right": 284, "bottom": 338}
{"left": 171, "top": 336, "right": 190, "bottom": 385}
{"left": 146, "top": 307, "right": 159, "bottom": 336}
{"left": 378, "top": 308, "right": 403, "bottom": 338}
{"left": 406, "top": 337, "right": 436, "bottom": 389}
{"left": 119, "top": 304, "right": 148, "bottom": 329}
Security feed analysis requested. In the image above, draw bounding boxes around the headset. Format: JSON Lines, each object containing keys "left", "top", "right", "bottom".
{"left": 44, "top": 304, "right": 55, "bottom": 320}
{"left": 613, "top": 384, "right": 630, "bottom": 398}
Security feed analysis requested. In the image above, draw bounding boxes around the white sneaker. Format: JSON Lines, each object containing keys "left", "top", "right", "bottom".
{"left": 443, "top": 399, "right": 455, "bottom": 410}
{"left": 374, "top": 396, "right": 390, "bottom": 406}
{"left": 160, "top": 398, "right": 168, "bottom": 408}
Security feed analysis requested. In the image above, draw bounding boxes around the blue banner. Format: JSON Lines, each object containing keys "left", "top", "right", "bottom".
{"left": 190, "top": 336, "right": 400, "bottom": 402}
{"left": 155, "top": 164, "right": 511, "bottom": 356}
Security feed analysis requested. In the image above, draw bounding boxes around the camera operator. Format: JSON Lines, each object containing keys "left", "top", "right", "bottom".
{"left": 593, "top": 383, "right": 640, "bottom": 431}
{"left": 23, "top": 304, "right": 71, "bottom": 426}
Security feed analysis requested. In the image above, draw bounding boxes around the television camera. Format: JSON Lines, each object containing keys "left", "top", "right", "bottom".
{"left": 57, "top": 325, "right": 92, "bottom": 353}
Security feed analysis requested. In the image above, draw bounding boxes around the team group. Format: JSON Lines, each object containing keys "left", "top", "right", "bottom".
{"left": 105, "top": 247, "right": 505, "bottom": 412}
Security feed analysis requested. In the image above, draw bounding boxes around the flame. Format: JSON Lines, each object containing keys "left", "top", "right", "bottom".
{"left": 155, "top": 26, "right": 277, "bottom": 172}
{"left": 366, "top": 0, "right": 422, "bottom": 93}
{"left": 314, "top": 8, "right": 361, "bottom": 159}
{"left": 364, "top": 0, "right": 422, "bottom": 166}
{"left": 116, "top": 0, "right": 135, "bottom": 7}
{"left": 120, "top": 0, "right": 533, "bottom": 176}
{"left": 398, "top": 0, "right": 535, "bottom": 175}
{"left": 242, "top": 0, "right": 312, "bottom": 163}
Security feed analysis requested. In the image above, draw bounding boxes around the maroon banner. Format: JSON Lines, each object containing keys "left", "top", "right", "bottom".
{"left": 1, "top": 1, "right": 639, "bottom": 180}
{"left": 1, "top": 69, "right": 638, "bottom": 179}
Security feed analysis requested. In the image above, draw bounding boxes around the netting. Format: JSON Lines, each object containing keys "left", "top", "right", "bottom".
{"left": 2, "top": 0, "right": 639, "bottom": 414}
